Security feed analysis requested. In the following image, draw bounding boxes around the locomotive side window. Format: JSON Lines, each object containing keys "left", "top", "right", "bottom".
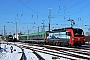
{"left": 66, "top": 32, "right": 71, "bottom": 36}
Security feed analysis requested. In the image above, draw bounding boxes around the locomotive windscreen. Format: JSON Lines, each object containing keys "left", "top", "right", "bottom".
{"left": 73, "top": 29, "right": 84, "bottom": 36}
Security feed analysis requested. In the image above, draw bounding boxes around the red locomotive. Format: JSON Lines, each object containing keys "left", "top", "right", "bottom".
{"left": 46, "top": 27, "right": 85, "bottom": 47}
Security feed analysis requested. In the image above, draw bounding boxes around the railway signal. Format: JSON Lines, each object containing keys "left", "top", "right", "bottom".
{"left": 67, "top": 19, "right": 75, "bottom": 28}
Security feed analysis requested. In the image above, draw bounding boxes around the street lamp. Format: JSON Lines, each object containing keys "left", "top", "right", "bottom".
{"left": 42, "top": 20, "right": 45, "bottom": 32}
{"left": 16, "top": 20, "right": 17, "bottom": 40}
{"left": 48, "top": 8, "right": 52, "bottom": 31}
{"left": 4, "top": 25, "right": 6, "bottom": 36}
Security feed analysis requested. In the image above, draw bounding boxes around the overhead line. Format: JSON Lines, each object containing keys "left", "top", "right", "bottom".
{"left": 19, "top": 0, "right": 47, "bottom": 16}
{"left": 58, "top": 0, "right": 85, "bottom": 14}
{"left": 55, "top": 1, "right": 90, "bottom": 18}
{"left": 66, "top": 0, "right": 85, "bottom": 10}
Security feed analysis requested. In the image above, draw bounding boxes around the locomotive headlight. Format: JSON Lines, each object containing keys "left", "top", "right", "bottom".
{"left": 72, "top": 38, "right": 74, "bottom": 40}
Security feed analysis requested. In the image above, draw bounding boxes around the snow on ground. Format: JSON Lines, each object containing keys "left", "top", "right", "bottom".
{"left": 21, "top": 44, "right": 90, "bottom": 60}
{"left": 37, "top": 52, "right": 68, "bottom": 60}
{"left": 0, "top": 44, "right": 68, "bottom": 60}
{"left": 23, "top": 48, "right": 68, "bottom": 60}
{"left": 23, "top": 48, "right": 38, "bottom": 60}
{"left": 0, "top": 44, "right": 22, "bottom": 60}
{"left": 0, "top": 43, "right": 90, "bottom": 60}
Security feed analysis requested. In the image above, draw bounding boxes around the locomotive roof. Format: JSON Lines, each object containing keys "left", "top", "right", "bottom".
{"left": 52, "top": 27, "right": 82, "bottom": 31}
{"left": 6, "top": 35, "right": 13, "bottom": 36}
{"left": 19, "top": 31, "right": 46, "bottom": 36}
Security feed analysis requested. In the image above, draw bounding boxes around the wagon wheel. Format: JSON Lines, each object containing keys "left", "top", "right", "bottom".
{"left": 61, "top": 43, "right": 65, "bottom": 47}
{"left": 55, "top": 42, "right": 58, "bottom": 46}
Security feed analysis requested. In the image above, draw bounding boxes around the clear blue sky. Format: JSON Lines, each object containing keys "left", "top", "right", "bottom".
{"left": 0, "top": 0, "right": 90, "bottom": 35}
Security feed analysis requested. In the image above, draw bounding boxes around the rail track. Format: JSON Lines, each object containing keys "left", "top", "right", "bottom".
{"left": 1, "top": 41, "right": 90, "bottom": 60}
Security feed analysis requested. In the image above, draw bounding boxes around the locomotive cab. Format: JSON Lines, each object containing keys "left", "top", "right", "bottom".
{"left": 73, "top": 29, "right": 85, "bottom": 46}
{"left": 67, "top": 28, "right": 85, "bottom": 47}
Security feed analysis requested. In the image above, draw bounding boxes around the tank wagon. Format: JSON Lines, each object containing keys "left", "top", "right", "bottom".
{"left": 18, "top": 27, "right": 85, "bottom": 47}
